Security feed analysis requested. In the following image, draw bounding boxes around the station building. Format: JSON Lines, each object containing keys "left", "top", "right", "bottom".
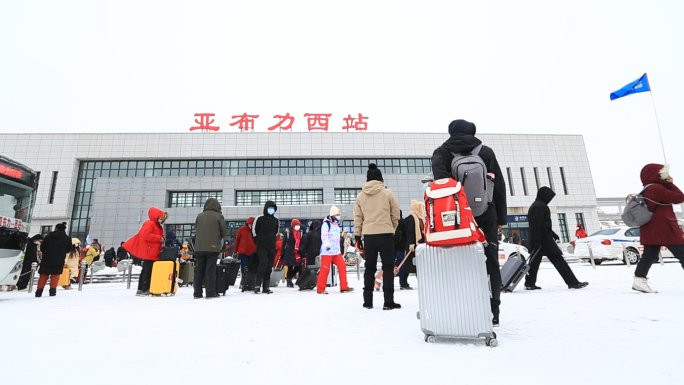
{"left": 0, "top": 132, "right": 599, "bottom": 249}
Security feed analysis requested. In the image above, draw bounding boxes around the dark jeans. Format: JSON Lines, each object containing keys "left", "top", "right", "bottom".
{"left": 635, "top": 244, "right": 684, "bottom": 278}
{"left": 525, "top": 248, "right": 580, "bottom": 287}
{"left": 238, "top": 253, "right": 251, "bottom": 275}
{"left": 479, "top": 220, "right": 502, "bottom": 320}
{"left": 286, "top": 265, "right": 302, "bottom": 279}
{"left": 363, "top": 233, "right": 395, "bottom": 306}
{"left": 395, "top": 250, "right": 408, "bottom": 287}
{"left": 194, "top": 252, "right": 219, "bottom": 297}
{"left": 137, "top": 260, "right": 154, "bottom": 292}
{"left": 256, "top": 246, "right": 276, "bottom": 289}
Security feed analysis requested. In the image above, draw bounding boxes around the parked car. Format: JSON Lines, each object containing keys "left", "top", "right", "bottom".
{"left": 498, "top": 242, "right": 530, "bottom": 266}
{"left": 572, "top": 226, "right": 674, "bottom": 265}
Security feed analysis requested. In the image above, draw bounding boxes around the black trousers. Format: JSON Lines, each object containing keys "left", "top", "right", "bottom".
{"left": 194, "top": 252, "right": 219, "bottom": 297}
{"left": 479, "top": 220, "right": 502, "bottom": 320}
{"left": 525, "top": 247, "right": 580, "bottom": 287}
{"left": 635, "top": 244, "right": 684, "bottom": 278}
{"left": 256, "top": 246, "right": 276, "bottom": 289}
{"left": 363, "top": 233, "right": 395, "bottom": 305}
{"left": 137, "top": 260, "right": 154, "bottom": 292}
{"left": 286, "top": 265, "right": 302, "bottom": 279}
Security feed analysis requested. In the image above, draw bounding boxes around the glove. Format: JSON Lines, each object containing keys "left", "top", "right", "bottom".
{"left": 552, "top": 232, "right": 559, "bottom": 241}
{"left": 355, "top": 236, "right": 364, "bottom": 251}
{"left": 409, "top": 244, "right": 415, "bottom": 252}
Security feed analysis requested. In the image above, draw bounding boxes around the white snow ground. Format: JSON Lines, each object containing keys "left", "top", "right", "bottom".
{"left": 1, "top": 260, "right": 682, "bottom": 385}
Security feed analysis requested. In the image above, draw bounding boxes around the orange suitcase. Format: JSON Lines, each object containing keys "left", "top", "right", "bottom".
{"left": 150, "top": 261, "right": 179, "bottom": 296}
{"left": 58, "top": 268, "right": 71, "bottom": 286}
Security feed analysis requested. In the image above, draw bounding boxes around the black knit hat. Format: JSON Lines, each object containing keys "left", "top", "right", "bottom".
{"left": 367, "top": 163, "right": 383, "bottom": 182}
{"left": 448, "top": 119, "right": 476, "bottom": 136}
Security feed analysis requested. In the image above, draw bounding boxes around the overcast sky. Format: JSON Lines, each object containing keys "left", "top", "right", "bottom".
{"left": 1, "top": 0, "right": 682, "bottom": 197}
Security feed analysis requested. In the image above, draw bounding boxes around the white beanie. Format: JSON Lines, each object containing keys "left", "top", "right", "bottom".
{"left": 329, "top": 205, "right": 341, "bottom": 216}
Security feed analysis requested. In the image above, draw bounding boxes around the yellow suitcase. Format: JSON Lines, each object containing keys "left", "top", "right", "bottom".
{"left": 58, "top": 268, "right": 71, "bottom": 286}
{"left": 150, "top": 261, "right": 179, "bottom": 296}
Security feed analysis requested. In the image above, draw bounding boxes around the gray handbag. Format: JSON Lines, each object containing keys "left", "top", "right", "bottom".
{"left": 621, "top": 184, "right": 656, "bottom": 227}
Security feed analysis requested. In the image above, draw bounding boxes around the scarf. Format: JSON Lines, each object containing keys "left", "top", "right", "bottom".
{"left": 409, "top": 200, "right": 425, "bottom": 245}
{"left": 294, "top": 230, "right": 302, "bottom": 262}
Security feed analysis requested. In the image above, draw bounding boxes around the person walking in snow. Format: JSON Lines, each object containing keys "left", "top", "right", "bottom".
{"left": 354, "top": 163, "right": 401, "bottom": 310}
{"left": 283, "top": 219, "right": 304, "bottom": 288}
{"left": 525, "top": 187, "right": 588, "bottom": 291}
{"left": 252, "top": 201, "right": 280, "bottom": 294}
{"left": 317, "top": 206, "right": 355, "bottom": 294}
{"left": 632, "top": 164, "right": 684, "bottom": 293}
{"left": 431, "top": 119, "right": 507, "bottom": 326}
{"left": 402, "top": 200, "right": 425, "bottom": 290}
{"left": 234, "top": 217, "right": 257, "bottom": 274}
{"left": 301, "top": 220, "right": 322, "bottom": 267}
{"left": 123, "top": 208, "right": 168, "bottom": 296}
{"left": 193, "top": 198, "right": 228, "bottom": 299}
{"left": 35, "top": 223, "right": 71, "bottom": 297}
{"left": 16, "top": 234, "right": 42, "bottom": 291}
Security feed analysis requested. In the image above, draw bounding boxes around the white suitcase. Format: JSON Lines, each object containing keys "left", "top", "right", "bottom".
{"left": 415, "top": 243, "right": 497, "bottom": 347}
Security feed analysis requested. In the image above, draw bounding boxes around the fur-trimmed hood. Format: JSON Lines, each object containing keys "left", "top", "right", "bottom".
{"left": 641, "top": 163, "right": 670, "bottom": 186}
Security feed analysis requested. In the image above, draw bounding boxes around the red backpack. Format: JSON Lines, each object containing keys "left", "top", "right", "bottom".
{"left": 424, "top": 178, "right": 486, "bottom": 246}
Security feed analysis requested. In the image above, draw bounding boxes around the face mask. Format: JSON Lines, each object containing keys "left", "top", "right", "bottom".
{"left": 267, "top": 208, "right": 275, "bottom": 215}
{"left": 335, "top": 215, "right": 341, "bottom": 221}
{"left": 423, "top": 183, "right": 430, "bottom": 190}
{"left": 294, "top": 225, "right": 300, "bottom": 231}
{"left": 34, "top": 241, "right": 40, "bottom": 245}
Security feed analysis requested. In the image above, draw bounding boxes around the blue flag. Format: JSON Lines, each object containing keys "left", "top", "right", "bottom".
{"left": 610, "top": 73, "right": 650, "bottom": 100}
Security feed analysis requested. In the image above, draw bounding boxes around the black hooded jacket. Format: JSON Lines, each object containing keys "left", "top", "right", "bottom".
{"left": 24, "top": 235, "right": 42, "bottom": 266}
{"left": 528, "top": 187, "right": 560, "bottom": 254}
{"left": 301, "top": 220, "right": 322, "bottom": 265}
{"left": 394, "top": 210, "right": 408, "bottom": 251}
{"left": 252, "top": 200, "right": 279, "bottom": 249}
{"left": 431, "top": 133, "right": 507, "bottom": 225}
{"left": 38, "top": 229, "right": 72, "bottom": 275}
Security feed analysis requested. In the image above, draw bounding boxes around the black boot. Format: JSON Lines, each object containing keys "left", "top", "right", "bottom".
{"left": 49, "top": 288, "right": 56, "bottom": 296}
{"left": 35, "top": 289, "right": 43, "bottom": 297}
{"left": 262, "top": 282, "right": 273, "bottom": 294}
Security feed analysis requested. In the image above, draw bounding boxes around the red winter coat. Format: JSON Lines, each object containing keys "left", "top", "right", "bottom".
{"left": 123, "top": 207, "right": 165, "bottom": 261}
{"left": 233, "top": 217, "right": 256, "bottom": 256}
{"left": 639, "top": 164, "right": 684, "bottom": 245}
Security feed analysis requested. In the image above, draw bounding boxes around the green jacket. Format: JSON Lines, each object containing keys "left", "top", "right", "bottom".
{"left": 194, "top": 198, "right": 228, "bottom": 253}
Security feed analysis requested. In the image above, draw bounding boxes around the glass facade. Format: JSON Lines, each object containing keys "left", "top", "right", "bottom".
{"left": 334, "top": 189, "right": 362, "bottom": 205}
{"left": 68, "top": 157, "right": 431, "bottom": 242}
{"left": 168, "top": 191, "right": 222, "bottom": 208}
{"left": 558, "top": 213, "right": 569, "bottom": 243}
{"left": 236, "top": 190, "right": 323, "bottom": 206}
{"left": 166, "top": 224, "right": 195, "bottom": 244}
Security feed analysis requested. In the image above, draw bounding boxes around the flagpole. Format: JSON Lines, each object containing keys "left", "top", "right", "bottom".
{"left": 648, "top": 92, "right": 667, "bottom": 164}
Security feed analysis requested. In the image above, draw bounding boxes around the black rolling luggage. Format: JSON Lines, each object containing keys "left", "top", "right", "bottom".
{"left": 216, "top": 265, "right": 229, "bottom": 295}
{"left": 296, "top": 266, "right": 319, "bottom": 291}
{"left": 500, "top": 248, "right": 540, "bottom": 293}
{"left": 240, "top": 269, "right": 257, "bottom": 292}
{"left": 221, "top": 258, "right": 241, "bottom": 286}
{"left": 159, "top": 246, "right": 179, "bottom": 261}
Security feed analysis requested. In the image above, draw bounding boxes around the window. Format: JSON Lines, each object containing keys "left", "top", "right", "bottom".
{"left": 520, "top": 167, "right": 528, "bottom": 196}
{"left": 625, "top": 228, "right": 640, "bottom": 237}
{"left": 588, "top": 228, "right": 620, "bottom": 237}
{"left": 506, "top": 167, "right": 515, "bottom": 196}
{"left": 40, "top": 225, "right": 52, "bottom": 235}
{"left": 575, "top": 212, "right": 585, "bottom": 227}
{"left": 547, "top": 167, "right": 555, "bottom": 191}
{"left": 166, "top": 224, "right": 195, "bottom": 244}
{"left": 533, "top": 167, "right": 540, "bottom": 190}
{"left": 560, "top": 167, "right": 568, "bottom": 195}
{"left": 168, "top": 191, "right": 222, "bottom": 208}
{"left": 235, "top": 190, "right": 323, "bottom": 206}
{"left": 557, "top": 213, "right": 569, "bottom": 243}
{"left": 48, "top": 171, "right": 58, "bottom": 204}
{"left": 335, "top": 189, "right": 362, "bottom": 205}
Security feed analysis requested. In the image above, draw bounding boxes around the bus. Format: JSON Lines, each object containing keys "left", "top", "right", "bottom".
{"left": 0, "top": 154, "right": 38, "bottom": 286}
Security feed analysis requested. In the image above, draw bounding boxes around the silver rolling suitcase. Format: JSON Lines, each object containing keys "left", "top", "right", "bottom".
{"left": 415, "top": 243, "right": 498, "bottom": 347}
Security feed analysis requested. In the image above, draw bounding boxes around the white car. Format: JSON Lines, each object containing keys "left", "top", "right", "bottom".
{"left": 572, "top": 226, "right": 674, "bottom": 265}
{"left": 498, "top": 242, "right": 530, "bottom": 266}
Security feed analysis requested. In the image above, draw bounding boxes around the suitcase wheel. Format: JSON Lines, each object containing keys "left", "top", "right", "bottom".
{"left": 486, "top": 332, "right": 498, "bottom": 348}
{"left": 424, "top": 335, "right": 436, "bottom": 343}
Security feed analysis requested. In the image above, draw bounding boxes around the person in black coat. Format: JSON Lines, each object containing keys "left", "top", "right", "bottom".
{"left": 103, "top": 247, "right": 116, "bottom": 267}
{"left": 301, "top": 220, "right": 322, "bottom": 267}
{"left": 431, "top": 119, "right": 507, "bottom": 325}
{"left": 36, "top": 223, "right": 72, "bottom": 297}
{"left": 525, "top": 187, "right": 587, "bottom": 290}
{"left": 116, "top": 242, "right": 129, "bottom": 262}
{"left": 393, "top": 210, "right": 409, "bottom": 288}
{"left": 251, "top": 200, "right": 280, "bottom": 294}
{"left": 16, "top": 234, "right": 43, "bottom": 291}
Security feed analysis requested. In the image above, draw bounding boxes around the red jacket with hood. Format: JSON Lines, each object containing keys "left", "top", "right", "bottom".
{"left": 123, "top": 207, "right": 165, "bottom": 261}
{"left": 234, "top": 217, "right": 256, "bottom": 256}
{"left": 640, "top": 164, "right": 684, "bottom": 245}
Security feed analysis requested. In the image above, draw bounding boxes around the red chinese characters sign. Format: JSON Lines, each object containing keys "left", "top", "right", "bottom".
{"left": 0, "top": 215, "right": 23, "bottom": 231}
{"left": 189, "top": 112, "right": 368, "bottom": 132}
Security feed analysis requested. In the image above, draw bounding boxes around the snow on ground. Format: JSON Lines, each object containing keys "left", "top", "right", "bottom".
{"left": 2, "top": 260, "right": 682, "bottom": 385}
